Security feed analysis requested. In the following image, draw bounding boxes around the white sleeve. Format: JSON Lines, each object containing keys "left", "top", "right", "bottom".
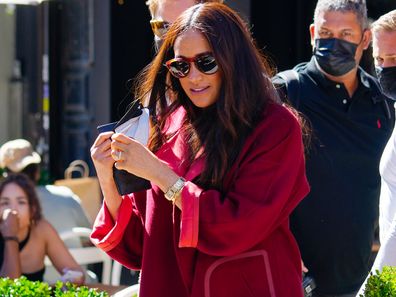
{"left": 356, "top": 218, "right": 396, "bottom": 296}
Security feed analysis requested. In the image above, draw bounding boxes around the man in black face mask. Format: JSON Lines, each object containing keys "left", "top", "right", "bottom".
{"left": 272, "top": 1, "right": 395, "bottom": 296}
{"left": 372, "top": 10, "right": 396, "bottom": 101}
{"left": 357, "top": 9, "right": 396, "bottom": 296}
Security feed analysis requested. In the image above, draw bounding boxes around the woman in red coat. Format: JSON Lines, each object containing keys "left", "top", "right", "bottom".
{"left": 90, "top": 3, "right": 309, "bottom": 297}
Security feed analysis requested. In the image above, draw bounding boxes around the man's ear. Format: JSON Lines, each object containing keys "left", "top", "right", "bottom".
{"left": 362, "top": 29, "right": 372, "bottom": 50}
{"left": 309, "top": 24, "right": 316, "bottom": 47}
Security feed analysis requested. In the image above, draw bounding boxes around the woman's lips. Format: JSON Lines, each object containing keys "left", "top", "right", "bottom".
{"left": 190, "top": 86, "right": 209, "bottom": 93}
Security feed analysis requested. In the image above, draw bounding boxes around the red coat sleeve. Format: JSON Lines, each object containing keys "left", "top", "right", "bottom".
{"left": 179, "top": 105, "right": 310, "bottom": 256}
{"left": 90, "top": 193, "right": 145, "bottom": 270}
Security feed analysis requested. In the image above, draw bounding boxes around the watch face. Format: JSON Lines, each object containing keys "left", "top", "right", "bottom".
{"left": 175, "top": 179, "right": 184, "bottom": 187}
{"left": 165, "top": 177, "right": 186, "bottom": 200}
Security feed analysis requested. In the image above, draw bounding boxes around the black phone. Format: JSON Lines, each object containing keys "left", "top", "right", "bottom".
{"left": 303, "top": 274, "right": 316, "bottom": 297}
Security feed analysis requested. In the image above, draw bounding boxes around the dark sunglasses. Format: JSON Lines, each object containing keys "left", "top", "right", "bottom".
{"left": 150, "top": 19, "right": 170, "bottom": 38}
{"left": 165, "top": 53, "right": 219, "bottom": 78}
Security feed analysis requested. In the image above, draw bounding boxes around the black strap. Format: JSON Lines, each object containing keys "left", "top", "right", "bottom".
{"left": 366, "top": 75, "right": 392, "bottom": 120}
{"left": 276, "top": 69, "right": 392, "bottom": 121}
{"left": 275, "top": 70, "right": 301, "bottom": 108}
{"left": 19, "top": 229, "right": 30, "bottom": 251}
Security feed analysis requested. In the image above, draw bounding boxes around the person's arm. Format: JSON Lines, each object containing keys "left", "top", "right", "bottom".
{"left": 358, "top": 217, "right": 396, "bottom": 296}
{"left": 90, "top": 132, "right": 122, "bottom": 221}
{"left": 90, "top": 132, "right": 148, "bottom": 269}
{"left": 110, "top": 133, "right": 179, "bottom": 200}
{"left": 0, "top": 209, "right": 22, "bottom": 278}
{"left": 1, "top": 239, "right": 21, "bottom": 278}
{"left": 41, "top": 220, "right": 84, "bottom": 284}
{"left": 90, "top": 192, "right": 145, "bottom": 270}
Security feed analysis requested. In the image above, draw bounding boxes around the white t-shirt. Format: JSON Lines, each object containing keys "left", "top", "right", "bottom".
{"left": 357, "top": 103, "right": 396, "bottom": 296}
{"left": 36, "top": 185, "right": 92, "bottom": 247}
{"left": 379, "top": 111, "right": 396, "bottom": 244}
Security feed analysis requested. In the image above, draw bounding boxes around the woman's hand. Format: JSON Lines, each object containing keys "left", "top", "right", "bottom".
{"left": 0, "top": 209, "right": 21, "bottom": 279}
{"left": 60, "top": 268, "right": 84, "bottom": 285}
{"left": 111, "top": 133, "right": 179, "bottom": 193}
{"left": 301, "top": 259, "right": 308, "bottom": 273}
{"left": 0, "top": 209, "right": 19, "bottom": 238}
{"left": 90, "top": 132, "right": 115, "bottom": 184}
{"left": 110, "top": 133, "right": 159, "bottom": 180}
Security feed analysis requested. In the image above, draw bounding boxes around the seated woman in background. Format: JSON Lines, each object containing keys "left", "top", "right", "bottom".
{"left": 0, "top": 173, "right": 84, "bottom": 283}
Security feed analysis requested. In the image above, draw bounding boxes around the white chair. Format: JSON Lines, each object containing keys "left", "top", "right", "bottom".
{"left": 112, "top": 283, "right": 140, "bottom": 297}
{"left": 111, "top": 259, "right": 141, "bottom": 288}
{"left": 45, "top": 227, "right": 112, "bottom": 285}
{"left": 111, "top": 260, "right": 123, "bottom": 286}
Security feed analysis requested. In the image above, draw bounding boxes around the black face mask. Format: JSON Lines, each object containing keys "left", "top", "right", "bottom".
{"left": 313, "top": 38, "right": 358, "bottom": 76}
{"left": 376, "top": 66, "right": 396, "bottom": 100}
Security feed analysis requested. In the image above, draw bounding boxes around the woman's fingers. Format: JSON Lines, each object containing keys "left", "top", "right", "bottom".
{"left": 110, "top": 133, "right": 136, "bottom": 162}
{"left": 2, "top": 209, "right": 18, "bottom": 220}
{"left": 91, "top": 134, "right": 113, "bottom": 159}
{"left": 92, "top": 132, "right": 114, "bottom": 147}
{"left": 111, "top": 149, "right": 125, "bottom": 162}
{"left": 111, "top": 133, "right": 132, "bottom": 144}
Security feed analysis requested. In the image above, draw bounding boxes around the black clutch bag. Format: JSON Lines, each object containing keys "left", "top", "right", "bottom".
{"left": 97, "top": 104, "right": 152, "bottom": 195}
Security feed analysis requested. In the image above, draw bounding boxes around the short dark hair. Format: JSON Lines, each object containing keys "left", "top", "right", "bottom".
{"left": 314, "top": 0, "right": 368, "bottom": 30}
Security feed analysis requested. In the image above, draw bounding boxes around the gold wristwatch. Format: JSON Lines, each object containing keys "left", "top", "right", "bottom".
{"left": 165, "top": 177, "right": 186, "bottom": 202}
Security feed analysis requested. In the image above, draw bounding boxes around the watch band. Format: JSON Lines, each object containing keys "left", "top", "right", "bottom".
{"left": 165, "top": 177, "right": 186, "bottom": 202}
{"left": 3, "top": 236, "right": 19, "bottom": 242}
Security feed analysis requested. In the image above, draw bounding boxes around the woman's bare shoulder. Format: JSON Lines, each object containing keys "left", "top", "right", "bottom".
{"left": 32, "top": 219, "right": 58, "bottom": 238}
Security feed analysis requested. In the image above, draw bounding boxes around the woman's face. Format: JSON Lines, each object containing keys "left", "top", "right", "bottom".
{"left": 173, "top": 29, "right": 222, "bottom": 108}
{"left": 0, "top": 183, "right": 31, "bottom": 229}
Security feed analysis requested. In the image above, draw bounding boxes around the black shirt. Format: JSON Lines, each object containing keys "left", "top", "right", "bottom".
{"left": 273, "top": 57, "right": 394, "bottom": 295}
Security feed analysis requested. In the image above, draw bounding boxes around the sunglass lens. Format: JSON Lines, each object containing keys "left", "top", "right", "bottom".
{"left": 169, "top": 60, "right": 190, "bottom": 78}
{"left": 196, "top": 55, "right": 218, "bottom": 74}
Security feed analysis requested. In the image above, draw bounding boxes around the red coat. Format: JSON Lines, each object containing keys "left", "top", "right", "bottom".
{"left": 91, "top": 102, "right": 310, "bottom": 297}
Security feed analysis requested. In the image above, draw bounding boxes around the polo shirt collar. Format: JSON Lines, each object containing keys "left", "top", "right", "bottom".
{"left": 305, "top": 56, "right": 378, "bottom": 102}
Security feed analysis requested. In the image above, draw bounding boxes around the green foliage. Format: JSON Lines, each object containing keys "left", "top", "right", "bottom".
{"left": 362, "top": 266, "right": 396, "bottom": 297}
{"left": 53, "top": 281, "right": 109, "bottom": 297}
{"left": 0, "top": 276, "right": 109, "bottom": 297}
{"left": 0, "top": 277, "right": 52, "bottom": 296}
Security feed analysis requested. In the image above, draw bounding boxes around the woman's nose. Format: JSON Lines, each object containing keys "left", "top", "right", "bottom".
{"left": 9, "top": 204, "right": 19, "bottom": 212}
{"left": 187, "top": 63, "right": 203, "bottom": 81}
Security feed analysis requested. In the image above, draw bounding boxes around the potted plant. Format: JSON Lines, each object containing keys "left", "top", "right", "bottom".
{"left": 0, "top": 276, "right": 109, "bottom": 297}
{"left": 360, "top": 266, "right": 396, "bottom": 296}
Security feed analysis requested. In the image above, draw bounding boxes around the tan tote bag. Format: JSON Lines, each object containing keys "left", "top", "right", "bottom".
{"left": 54, "top": 160, "right": 102, "bottom": 223}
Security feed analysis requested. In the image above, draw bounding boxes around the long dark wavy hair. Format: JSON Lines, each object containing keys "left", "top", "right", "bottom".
{"left": 134, "top": 3, "right": 281, "bottom": 192}
{"left": 0, "top": 173, "right": 42, "bottom": 223}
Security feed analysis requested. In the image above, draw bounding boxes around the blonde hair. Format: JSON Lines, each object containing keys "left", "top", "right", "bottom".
{"left": 146, "top": 0, "right": 224, "bottom": 17}
{"left": 371, "top": 10, "right": 396, "bottom": 34}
